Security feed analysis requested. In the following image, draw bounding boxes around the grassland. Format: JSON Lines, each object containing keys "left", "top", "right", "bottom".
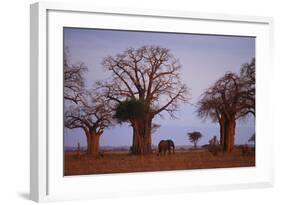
{"left": 64, "top": 148, "right": 255, "bottom": 176}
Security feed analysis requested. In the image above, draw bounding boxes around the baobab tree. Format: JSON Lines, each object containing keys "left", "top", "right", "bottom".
{"left": 187, "top": 131, "right": 203, "bottom": 149}
{"left": 197, "top": 59, "right": 255, "bottom": 152}
{"left": 197, "top": 73, "right": 242, "bottom": 152}
{"left": 64, "top": 93, "right": 112, "bottom": 156}
{"left": 98, "top": 46, "right": 189, "bottom": 154}
{"left": 64, "top": 48, "right": 112, "bottom": 156}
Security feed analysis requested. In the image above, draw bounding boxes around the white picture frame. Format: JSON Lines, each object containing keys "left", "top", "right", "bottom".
{"left": 30, "top": 2, "right": 274, "bottom": 202}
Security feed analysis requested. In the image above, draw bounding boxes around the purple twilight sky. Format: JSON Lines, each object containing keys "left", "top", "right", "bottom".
{"left": 63, "top": 27, "right": 255, "bottom": 148}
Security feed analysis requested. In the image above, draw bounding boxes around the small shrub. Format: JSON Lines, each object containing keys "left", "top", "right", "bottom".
{"left": 208, "top": 144, "right": 221, "bottom": 156}
{"left": 240, "top": 144, "right": 254, "bottom": 156}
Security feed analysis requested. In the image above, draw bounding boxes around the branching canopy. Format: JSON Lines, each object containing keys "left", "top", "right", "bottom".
{"left": 64, "top": 48, "right": 87, "bottom": 104}
{"left": 187, "top": 131, "right": 203, "bottom": 143}
{"left": 197, "top": 58, "right": 255, "bottom": 122}
{"left": 97, "top": 46, "right": 190, "bottom": 119}
{"left": 64, "top": 92, "right": 112, "bottom": 135}
{"left": 197, "top": 72, "right": 241, "bottom": 121}
{"left": 64, "top": 48, "right": 112, "bottom": 135}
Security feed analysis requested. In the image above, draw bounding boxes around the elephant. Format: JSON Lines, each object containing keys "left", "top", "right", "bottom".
{"left": 158, "top": 139, "right": 175, "bottom": 155}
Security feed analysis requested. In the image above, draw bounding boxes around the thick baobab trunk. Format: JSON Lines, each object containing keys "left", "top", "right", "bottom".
{"left": 131, "top": 116, "right": 152, "bottom": 155}
{"left": 90, "top": 133, "right": 101, "bottom": 156}
{"left": 219, "top": 116, "right": 236, "bottom": 153}
{"left": 143, "top": 116, "right": 152, "bottom": 153}
{"left": 219, "top": 118, "right": 226, "bottom": 150}
{"left": 84, "top": 128, "right": 101, "bottom": 157}
{"left": 132, "top": 123, "right": 144, "bottom": 154}
{"left": 225, "top": 119, "right": 236, "bottom": 152}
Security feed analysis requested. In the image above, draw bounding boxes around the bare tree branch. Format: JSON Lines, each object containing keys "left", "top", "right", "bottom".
{"left": 99, "top": 46, "right": 190, "bottom": 119}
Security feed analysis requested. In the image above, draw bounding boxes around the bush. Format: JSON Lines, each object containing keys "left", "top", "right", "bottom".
{"left": 240, "top": 144, "right": 254, "bottom": 156}
{"left": 208, "top": 144, "right": 221, "bottom": 156}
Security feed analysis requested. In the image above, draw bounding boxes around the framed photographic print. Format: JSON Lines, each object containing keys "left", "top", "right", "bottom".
{"left": 30, "top": 2, "right": 274, "bottom": 202}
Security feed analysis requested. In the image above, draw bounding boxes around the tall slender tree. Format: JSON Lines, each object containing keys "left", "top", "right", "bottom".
{"left": 187, "top": 131, "right": 203, "bottom": 149}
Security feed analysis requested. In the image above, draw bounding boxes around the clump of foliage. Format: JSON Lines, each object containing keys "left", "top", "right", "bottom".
{"left": 114, "top": 99, "right": 149, "bottom": 122}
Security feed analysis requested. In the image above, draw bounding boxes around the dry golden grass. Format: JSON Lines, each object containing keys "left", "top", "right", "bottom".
{"left": 64, "top": 149, "right": 255, "bottom": 176}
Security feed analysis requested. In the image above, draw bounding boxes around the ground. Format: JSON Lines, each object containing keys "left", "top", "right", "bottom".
{"left": 64, "top": 148, "right": 255, "bottom": 176}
